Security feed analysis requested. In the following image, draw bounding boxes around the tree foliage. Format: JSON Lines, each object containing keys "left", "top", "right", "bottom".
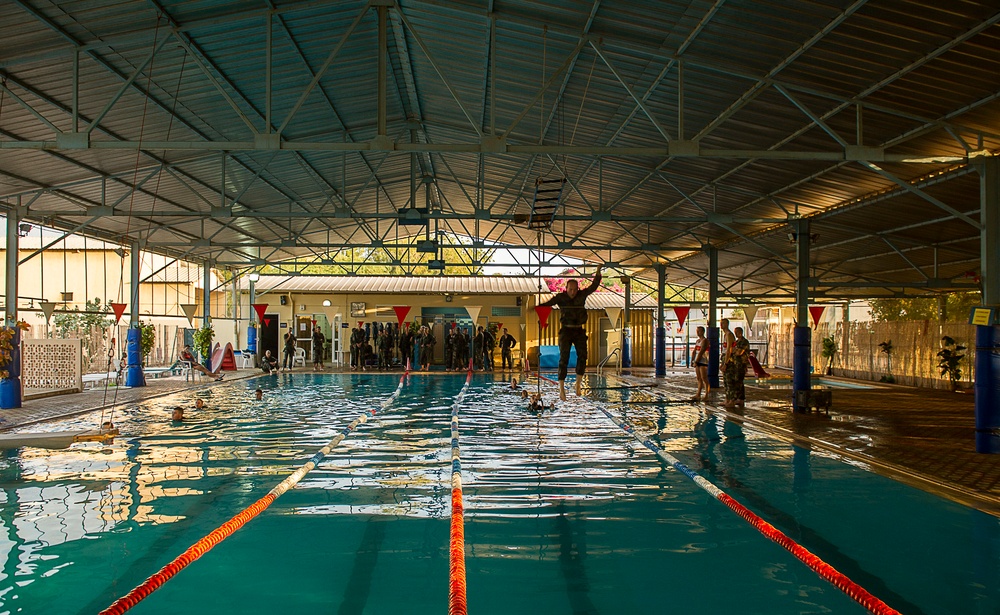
{"left": 868, "top": 292, "right": 981, "bottom": 322}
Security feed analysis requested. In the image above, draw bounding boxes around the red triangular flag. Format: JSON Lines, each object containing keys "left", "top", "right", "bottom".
{"left": 393, "top": 306, "right": 411, "bottom": 326}
{"left": 809, "top": 305, "right": 827, "bottom": 327}
{"left": 262, "top": 318, "right": 271, "bottom": 328}
{"left": 311, "top": 319, "right": 316, "bottom": 327}
{"left": 496, "top": 322, "right": 503, "bottom": 331}
{"left": 535, "top": 305, "right": 553, "bottom": 329}
{"left": 110, "top": 302, "right": 128, "bottom": 324}
{"left": 673, "top": 306, "right": 691, "bottom": 329}
{"left": 252, "top": 303, "right": 268, "bottom": 322}
{"left": 358, "top": 321, "right": 364, "bottom": 327}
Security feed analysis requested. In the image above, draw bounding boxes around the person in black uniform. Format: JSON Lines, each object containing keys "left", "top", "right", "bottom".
{"left": 282, "top": 332, "right": 296, "bottom": 370}
{"left": 538, "top": 266, "right": 602, "bottom": 400}
{"left": 498, "top": 328, "right": 517, "bottom": 370}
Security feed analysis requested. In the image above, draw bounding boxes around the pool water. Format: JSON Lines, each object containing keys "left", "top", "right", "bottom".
{"left": 0, "top": 373, "right": 996, "bottom": 614}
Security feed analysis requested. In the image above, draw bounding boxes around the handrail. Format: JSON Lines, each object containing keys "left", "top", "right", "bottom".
{"left": 597, "top": 348, "right": 620, "bottom": 373}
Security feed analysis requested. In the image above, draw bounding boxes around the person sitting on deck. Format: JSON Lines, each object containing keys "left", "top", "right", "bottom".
{"left": 261, "top": 350, "right": 279, "bottom": 374}
{"left": 180, "top": 345, "right": 225, "bottom": 381}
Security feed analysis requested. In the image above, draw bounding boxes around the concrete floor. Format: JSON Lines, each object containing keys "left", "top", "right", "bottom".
{"left": 0, "top": 365, "right": 996, "bottom": 517}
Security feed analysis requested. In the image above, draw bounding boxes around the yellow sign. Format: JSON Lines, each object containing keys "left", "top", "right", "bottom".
{"left": 971, "top": 307, "right": 993, "bottom": 326}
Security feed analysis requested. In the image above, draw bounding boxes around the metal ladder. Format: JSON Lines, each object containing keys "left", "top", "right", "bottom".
{"left": 527, "top": 178, "right": 567, "bottom": 230}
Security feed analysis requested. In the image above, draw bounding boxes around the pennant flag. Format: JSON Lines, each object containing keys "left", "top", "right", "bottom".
{"left": 262, "top": 318, "right": 271, "bottom": 328}
{"left": 673, "top": 306, "right": 691, "bottom": 329}
{"left": 809, "top": 305, "right": 827, "bottom": 327}
{"left": 520, "top": 323, "right": 526, "bottom": 331}
{"left": 465, "top": 305, "right": 482, "bottom": 324}
{"left": 496, "top": 322, "right": 503, "bottom": 331}
{"left": 252, "top": 303, "right": 268, "bottom": 322}
{"left": 311, "top": 319, "right": 316, "bottom": 327}
{"left": 358, "top": 321, "right": 364, "bottom": 328}
{"left": 180, "top": 303, "right": 198, "bottom": 327}
{"left": 393, "top": 306, "right": 412, "bottom": 326}
{"left": 39, "top": 301, "right": 57, "bottom": 323}
{"left": 110, "top": 302, "right": 128, "bottom": 324}
{"left": 604, "top": 307, "right": 622, "bottom": 329}
{"left": 535, "top": 305, "right": 553, "bottom": 329}
{"left": 743, "top": 304, "right": 760, "bottom": 327}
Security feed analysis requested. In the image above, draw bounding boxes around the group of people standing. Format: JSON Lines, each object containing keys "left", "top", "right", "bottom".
{"left": 691, "top": 317, "right": 751, "bottom": 407}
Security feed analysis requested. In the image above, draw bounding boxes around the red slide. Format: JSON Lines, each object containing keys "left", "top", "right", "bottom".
{"left": 747, "top": 350, "right": 770, "bottom": 378}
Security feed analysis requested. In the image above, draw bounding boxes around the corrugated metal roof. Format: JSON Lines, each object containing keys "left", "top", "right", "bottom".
{"left": 246, "top": 275, "right": 542, "bottom": 294}
{"left": 1, "top": 0, "right": 998, "bottom": 301}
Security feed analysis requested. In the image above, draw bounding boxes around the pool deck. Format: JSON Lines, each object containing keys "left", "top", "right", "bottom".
{"left": 0, "top": 365, "right": 997, "bottom": 517}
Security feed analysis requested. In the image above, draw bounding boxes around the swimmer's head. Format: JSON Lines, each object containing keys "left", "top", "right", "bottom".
{"left": 171, "top": 407, "right": 184, "bottom": 421}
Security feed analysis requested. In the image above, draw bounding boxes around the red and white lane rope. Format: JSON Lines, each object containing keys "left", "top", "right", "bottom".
{"left": 448, "top": 368, "right": 474, "bottom": 615}
{"left": 597, "top": 404, "right": 901, "bottom": 615}
{"left": 100, "top": 370, "right": 409, "bottom": 615}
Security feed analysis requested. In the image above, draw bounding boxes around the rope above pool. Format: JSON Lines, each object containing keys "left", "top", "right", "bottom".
{"left": 448, "top": 368, "right": 473, "bottom": 615}
{"left": 99, "top": 370, "right": 409, "bottom": 615}
{"left": 595, "top": 403, "right": 902, "bottom": 615}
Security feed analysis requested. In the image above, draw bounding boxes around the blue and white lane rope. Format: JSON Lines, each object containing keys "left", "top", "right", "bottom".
{"left": 448, "top": 368, "right": 474, "bottom": 615}
{"left": 596, "top": 404, "right": 900, "bottom": 615}
{"left": 101, "top": 371, "right": 408, "bottom": 615}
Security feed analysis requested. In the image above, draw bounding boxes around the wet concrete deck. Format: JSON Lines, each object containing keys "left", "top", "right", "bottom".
{"left": 0, "top": 365, "right": 996, "bottom": 517}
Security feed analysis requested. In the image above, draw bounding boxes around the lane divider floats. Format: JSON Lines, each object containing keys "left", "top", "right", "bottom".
{"left": 595, "top": 404, "right": 900, "bottom": 615}
{"left": 100, "top": 370, "right": 409, "bottom": 615}
{"left": 448, "top": 368, "right": 474, "bottom": 615}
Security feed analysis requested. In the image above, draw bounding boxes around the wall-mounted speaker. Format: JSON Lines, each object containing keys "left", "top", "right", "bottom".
{"left": 279, "top": 295, "right": 288, "bottom": 305}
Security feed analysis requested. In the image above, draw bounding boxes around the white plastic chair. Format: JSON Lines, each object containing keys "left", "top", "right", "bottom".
{"left": 240, "top": 351, "right": 254, "bottom": 369}
{"left": 292, "top": 347, "right": 306, "bottom": 367}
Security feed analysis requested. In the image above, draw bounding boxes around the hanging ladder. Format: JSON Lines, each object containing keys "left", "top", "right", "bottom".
{"left": 527, "top": 177, "right": 567, "bottom": 230}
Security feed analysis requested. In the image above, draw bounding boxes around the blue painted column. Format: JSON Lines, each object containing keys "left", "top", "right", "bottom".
{"left": 975, "top": 156, "right": 1000, "bottom": 453}
{"left": 706, "top": 245, "right": 720, "bottom": 389}
{"left": 655, "top": 264, "right": 666, "bottom": 377}
{"left": 792, "top": 219, "right": 811, "bottom": 411}
{"left": 125, "top": 241, "right": 145, "bottom": 387}
{"left": 1, "top": 207, "right": 22, "bottom": 408}
{"left": 622, "top": 275, "right": 632, "bottom": 368}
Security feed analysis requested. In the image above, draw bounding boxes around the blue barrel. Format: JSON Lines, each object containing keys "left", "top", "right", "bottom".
{"left": 654, "top": 326, "right": 666, "bottom": 376}
{"left": 247, "top": 325, "right": 258, "bottom": 353}
{"left": 125, "top": 327, "right": 146, "bottom": 387}
{"left": 792, "top": 326, "right": 811, "bottom": 411}
{"left": 622, "top": 328, "right": 632, "bottom": 368}
{"left": 0, "top": 328, "right": 21, "bottom": 409}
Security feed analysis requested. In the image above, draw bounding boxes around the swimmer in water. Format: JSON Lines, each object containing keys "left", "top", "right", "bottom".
{"left": 171, "top": 407, "right": 184, "bottom": 421}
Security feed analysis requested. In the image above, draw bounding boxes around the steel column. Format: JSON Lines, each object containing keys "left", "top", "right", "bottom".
{"left": 125, "top": 241, "right": 145, "bottom": 387}
{"left": 203, "top": 261, "right": 212, "bottom": 327}
{"left": 655, "top": 264, "right": 666, "bottom": 377}
{"left": 706, "top": 245, "right": 719, "bottom": 389}
{"left": 1, "top": 207, "right": 22, "bottom": 408}
{"left": 793, "top": 219, "right": 811, "bottom": 411}
{"left": 975, "top": 156, "right": 1000, "bottom": 453}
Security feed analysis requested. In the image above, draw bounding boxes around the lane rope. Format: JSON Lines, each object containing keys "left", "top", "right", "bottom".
{"left": 99, "top": 370, "right": 409, "bottom": 615}
{"left": 448, "top": 367, "right": 474, "bottom": 615}
{"left": 595, "top": 402, "right": 901, "bottom": 615}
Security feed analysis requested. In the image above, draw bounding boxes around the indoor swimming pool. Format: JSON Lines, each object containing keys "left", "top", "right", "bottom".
{"left": 0, "top": 373, "right": 996, "bottom": 614}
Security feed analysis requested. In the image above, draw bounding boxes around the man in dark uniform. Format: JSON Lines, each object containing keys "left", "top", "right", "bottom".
{"left": 498, "top": 328, "right": 517, "bottom": 370}
{"left": 454, "top": 326, "right": 469, "bottom": 370}
{"left": 538, "top": 266, "right": 603, "bottom": 400}
{"left": 444, "top": 326, "right": 455, "bottom": 371}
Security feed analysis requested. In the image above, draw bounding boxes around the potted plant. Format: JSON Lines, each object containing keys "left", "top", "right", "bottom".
{"left": 192, "top": 325, "right": 215, "bottom": 368}
{"left": 877, "top": 340, "right": 894, "bottom": 383}
{"left": 936, "top": 335, "right": 966, "bottom": 391}
{"left": 821, "top": 335, "right": 837, "bottom": 376}
{"left": 138, "top": 321, "right": 156, "bottom": 366}
{"left": 0, "top": 320, "right": 30, "bottom": 408}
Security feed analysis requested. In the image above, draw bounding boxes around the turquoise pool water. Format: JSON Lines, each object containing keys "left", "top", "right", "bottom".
{"left": 0, "top": 373, "right": 996, "bottom": 614}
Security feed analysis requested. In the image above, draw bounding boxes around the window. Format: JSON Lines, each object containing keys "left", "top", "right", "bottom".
{"left": 491, "top": 306, "right": 521, "bottom": 317}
